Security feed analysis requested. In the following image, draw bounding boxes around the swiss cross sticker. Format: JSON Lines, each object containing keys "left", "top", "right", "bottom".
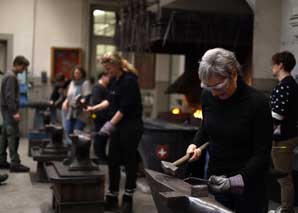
{"left": 156, "top": 145, "right": 169, "bottom": 160}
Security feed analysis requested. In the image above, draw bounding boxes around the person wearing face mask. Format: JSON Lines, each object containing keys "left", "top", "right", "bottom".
{"left": 0, "top": 56, "right": 30, "bottom": 172}
{"left": 268, "top": 51, "right": 298, "bottom": 213}
{"left": 186, "top": 48, "right": 273, "bottom": 213}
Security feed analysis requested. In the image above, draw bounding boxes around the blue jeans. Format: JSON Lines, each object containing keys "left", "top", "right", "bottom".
{"left": 50, "top": 109, "right": 62, "bottom": 124}
{"left": 64, "top": 117, "right": 85, "bottom": 144}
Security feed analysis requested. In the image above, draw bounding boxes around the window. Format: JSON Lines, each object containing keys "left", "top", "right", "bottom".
{"left": 89, "top": 7, "right": 117, "bottom": 77}
{"left": 93, "top": 10, "right": 116, "bottom": 37}
{"left": 95, "top": 44, "right": 116, "bottom": 71}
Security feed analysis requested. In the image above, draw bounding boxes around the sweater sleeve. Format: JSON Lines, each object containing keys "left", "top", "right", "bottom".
{"left": 192, "top": 113, "right": 209, "bottom": 146}
{"left": 238, "top": 95, "right": 273, "bottom": 184}
{"left": 50, "top": 85, "right": 60, "bottom": 102}
{"left": 5, "top": 76, "right": 18, "bottom": 115}
{"left": 81, "top": 80, "right": 92, "bottom": 97}
{"left": 192, "top": 91, "right": 209, "bottom": 146}
{"left": 270, "top": 83, "right": 290, "bottom": 125}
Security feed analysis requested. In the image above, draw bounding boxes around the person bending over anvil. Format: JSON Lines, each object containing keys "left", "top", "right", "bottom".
{"left": 186, "top": 48, "right": 273, "bottom": 213}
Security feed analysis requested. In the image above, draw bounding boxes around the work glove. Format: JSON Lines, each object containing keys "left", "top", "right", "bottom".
{"left": 99, "top": 121, "right": 115, "bottom": 136}
{"left": 208, "top": 174, "right": 244, "bottom": 194}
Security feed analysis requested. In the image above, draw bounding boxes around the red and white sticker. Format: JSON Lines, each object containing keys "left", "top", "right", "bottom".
{"left": 155, "top": 145, "right": 169, "bottom": 160}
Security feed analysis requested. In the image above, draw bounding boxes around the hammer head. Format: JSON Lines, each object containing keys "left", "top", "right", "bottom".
{"left": 161, "top": 160, "right": 178, "bottom": 176}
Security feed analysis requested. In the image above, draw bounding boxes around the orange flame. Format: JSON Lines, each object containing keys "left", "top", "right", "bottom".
{"left": 171, "top": 107, "right": 181, "bottom": 115}
{"left": 193, "top": 109, "right": 203, "bottom": 119}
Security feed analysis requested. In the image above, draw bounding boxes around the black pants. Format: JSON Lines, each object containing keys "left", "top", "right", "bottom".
{"left": 0, "top": 113, "right": 20, "bottom": 164}
{"left": 108, "top": 120, "right": 143, "bottom": 192}
{"left": 213, "top": 179, "right": 268, "bottom": 213}
{"left": 93, "top": 119, "right": 108, "bottom": 159}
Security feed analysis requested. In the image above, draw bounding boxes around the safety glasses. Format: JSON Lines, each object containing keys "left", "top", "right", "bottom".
{"left": 200, "top": 78, "right": 230, "bottom": 92}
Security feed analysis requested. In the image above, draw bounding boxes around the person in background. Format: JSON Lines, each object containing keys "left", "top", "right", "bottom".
{"left": 62, "top": 66, "right": 91, "bottom": 144}
{"left": 49, "top": 73, "right": 70, "bottom": 124}
{"left": 269, "top": 51, "right": 298, "bottom": 213}
{"left": 87, "top": 52, "right": 143, "bottom": 213}
{"left": 187, "top": 48, "right": 272, "bottom": 213}
{"left": 0, "top": 55, "right": 31, "bottom": 172}
{"left": 90, "top": 71, "right": 110, "bottom": 162}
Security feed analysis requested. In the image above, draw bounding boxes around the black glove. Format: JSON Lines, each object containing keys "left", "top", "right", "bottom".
{"left": 208, "top": 174, "right": 244, "bottom": 194}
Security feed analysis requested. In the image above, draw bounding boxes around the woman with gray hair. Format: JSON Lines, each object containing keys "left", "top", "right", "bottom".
{"left": 187, "top": 48, "right": 272, "bottom": 212}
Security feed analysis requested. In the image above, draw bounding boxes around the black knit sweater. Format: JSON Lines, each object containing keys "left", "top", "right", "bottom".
{"left": 270, "top": 75, "right": 298, "bottom": 141}
{"left": 193, "top": 78, "right": 273, "bottom": 185}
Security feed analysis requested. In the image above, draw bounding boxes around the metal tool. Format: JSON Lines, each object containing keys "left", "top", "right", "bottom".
{"left": 183, "top": 177, "right": 209, "bottom": 185}
{"left": 74, "top": 95, "right": 88, "bottom": 109}
{"left": 73, "top": 129, "right": 104, "bottom": 138}
{"left": 272, "top": 146, "right": 287, "bottom": 149}
{"left": 161, "top": 142, "right": 209, "bottom": 176}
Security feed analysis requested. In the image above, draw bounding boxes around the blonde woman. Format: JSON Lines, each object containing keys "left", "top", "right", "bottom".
{"left": 87, "top": 52, "right": 143, "bottom": 213}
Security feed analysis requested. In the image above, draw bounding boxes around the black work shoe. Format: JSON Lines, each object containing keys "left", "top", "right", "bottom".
{"left": 120, "top": 195, "right": 133, "bottom": 213}
{"left": 0, "top": 174, "right": 8, "bottom": 183}
{"left": 105, "top": 194, "right": 119, "bottom": 211}
{"left": 10, "top": 163, "right": 30, "bottom": 172}
{"left": 62, "top": 157, "right": 72, "bottom": 166}
{"left": 0, "top": 162, "right": 10, "bottom": 169}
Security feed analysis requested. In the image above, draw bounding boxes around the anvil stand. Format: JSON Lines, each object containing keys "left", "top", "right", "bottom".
{"left": 45, "top": 133, "right": 105, "bottom": 213}
{"left": 31, "top": 124, "right": 68, "bottom": 182}
{"left": 28, "top": 108, "right": 52, "bottom": 156}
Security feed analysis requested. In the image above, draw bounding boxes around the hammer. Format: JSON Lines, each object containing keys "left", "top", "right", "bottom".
{"left": 161, "top": 142, "right": 209, "bottom": 176}
{"left": 74, "top": 94, "right": 88, "bottom": 109}
{"left": 73, "top": 129, "right": 105, "bottom": 137}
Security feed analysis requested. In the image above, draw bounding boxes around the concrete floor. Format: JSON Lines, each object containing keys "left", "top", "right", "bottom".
{"left": 0, "top": 138, "right": 297, "bottom": 213}
{"left": 0, "top": 138, "right": 157, "bottom": 213}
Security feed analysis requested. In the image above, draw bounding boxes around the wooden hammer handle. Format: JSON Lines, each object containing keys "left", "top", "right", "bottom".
{"left": 198, "top": 142, "right": 209, "bottom": 151}
{"left": 172, "top": 153, "right": 191, "bottom": 167}
{"left": 172, "top": 142, "right": 210, "bottom": 166}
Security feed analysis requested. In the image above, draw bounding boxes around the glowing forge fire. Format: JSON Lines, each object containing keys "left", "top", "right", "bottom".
{"left": 193, "top": 109, "right": 203, "bottom": 119}
{"left": 171, "top": 107, "right": 181, "bottom": 115}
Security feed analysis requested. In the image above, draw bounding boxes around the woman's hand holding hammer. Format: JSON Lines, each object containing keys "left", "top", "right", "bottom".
{"left": 187, "top": 144, "right": 202, "bottom": 162}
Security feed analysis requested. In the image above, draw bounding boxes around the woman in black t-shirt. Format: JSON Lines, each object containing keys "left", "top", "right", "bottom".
{"left": 86, "top": 52, "right": 143, "bottom": 213}
{"left": 90, "top": 71, "right": 110, "bottom": 161}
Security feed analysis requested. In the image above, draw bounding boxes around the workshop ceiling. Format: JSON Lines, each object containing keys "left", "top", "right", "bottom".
{"left": 164, "top": 0, "right": 252, "bottom": 15}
